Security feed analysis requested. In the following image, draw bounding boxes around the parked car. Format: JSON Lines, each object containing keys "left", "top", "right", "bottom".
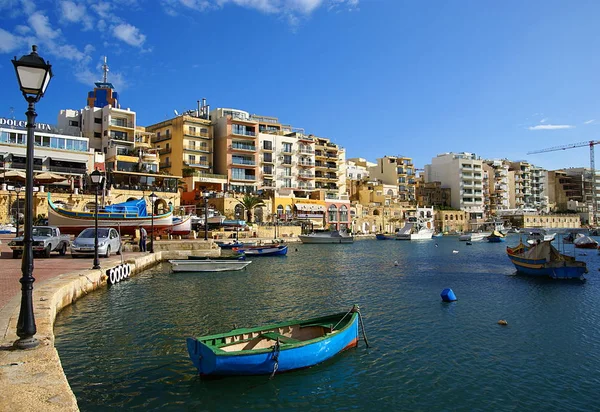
{"left": 8, "top": 226, "right": 71, "bottom": 259}
{"left": 71, "top": 227, "right": 122, "bottom": 258}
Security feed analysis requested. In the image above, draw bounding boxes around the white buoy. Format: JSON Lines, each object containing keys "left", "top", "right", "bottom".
{"left": 394, "top": 260, "right": 399, "bottom": 266}
{"left": 452, "top": 250, "right": 459, "bottom": 254}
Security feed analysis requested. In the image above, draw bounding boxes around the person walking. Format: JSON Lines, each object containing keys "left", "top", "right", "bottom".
{"left": 139, "top": 225, "right": 148, "bottom": 252}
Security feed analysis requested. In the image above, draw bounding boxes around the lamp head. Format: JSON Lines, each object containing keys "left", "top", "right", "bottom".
{"left": 12, "top": 45, "right": 53, "bottom": 102}
{"left": 90, "top": 170, "right": 103, "bottom": 185}
{"left": 149, "top": 192, "right": 158, "bottom": 202}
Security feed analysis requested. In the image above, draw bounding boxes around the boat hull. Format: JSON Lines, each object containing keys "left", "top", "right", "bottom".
{"left": 170, "top": 215, "right": 193, "bottom": 236}
{"left": 298, "top": 235, "right": 354, "bottom": 244}
{"left": 375, "top": 234, "right": 394, "bottom": 240}
{"left": 169, "top": 260, "right": 252, "bottom": 272}
{"left": 235, "top": 245, "right": 288, "bottom": 256}
{"left": 506, "top": 242, "right": 587, "bottom": 279}
{"left": 186, "top": 312, "right": 359, "bottom": 376}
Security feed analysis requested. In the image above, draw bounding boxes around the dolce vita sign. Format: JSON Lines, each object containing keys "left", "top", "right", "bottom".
{"left": 0, "top": 117, "right": 53, "bottom": 131}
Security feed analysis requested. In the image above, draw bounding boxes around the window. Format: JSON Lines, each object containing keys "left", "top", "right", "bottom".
{"left": 94, "top": 117, "right": 102, "bottom": 124}
{"left": 263, "top": 141, "right": 273, "bottom": 150}
{"left": 282, "top": 142, "right": 293, "bottom": 153}
{"left": 264, "top": 153, "right": 272, "bottom": 162}
{"left": 339, "top": 205, "right": 348, "bottom": 222}
{"left": 94, "top": 132, "right": 101, "bottom": 138}
{"left": 283, "top": 178, "right": 292, "bottom": 188}
{"left": 189, "top": 126, "right": 196, "bottom": 135}
{"left": 189, "top": 155, "right": 196, "bottom": 164}
{"left": 284, "top": 167, "right": 292, "bottom": 177}
{"left": 282, "top": 155, "right": 292, "bottom": 165}
{"left": 69, "top": 120, "right": 79, "bottom": 127}
{"left": 328, "top": 205, "right": 338, "bottom": 222}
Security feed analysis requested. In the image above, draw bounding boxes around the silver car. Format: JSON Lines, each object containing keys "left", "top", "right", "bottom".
{"left": 71, "top": 227, "right": 122, "bottom": 258}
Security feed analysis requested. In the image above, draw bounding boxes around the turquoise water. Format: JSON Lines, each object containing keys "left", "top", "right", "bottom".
{"left": 54, "top": 235, "right": 600, "bottom": 411}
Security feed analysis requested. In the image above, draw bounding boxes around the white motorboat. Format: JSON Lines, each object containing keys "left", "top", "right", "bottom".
{"left": 395, "top": 206, "right": 435, "bottom": 240}
{"left": 458, "top": 232, "right": 489, "bottom": 242}
{"left": 524, "top": 228, "right": 556, "bottom": 245}
{"left": 169, "top": 259, "right": 252, "bottom": 272}
{"left": 298, "top": 230, "right": 354, "bottom": 244}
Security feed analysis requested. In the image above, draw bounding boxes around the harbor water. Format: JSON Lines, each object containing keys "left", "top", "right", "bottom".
{"left": 54, "top": 235, "right": 600, "bottom": 411}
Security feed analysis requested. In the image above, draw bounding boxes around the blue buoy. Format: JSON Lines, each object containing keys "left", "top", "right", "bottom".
{"left": 441, "top": 288, "right": 457, "bottom": 302}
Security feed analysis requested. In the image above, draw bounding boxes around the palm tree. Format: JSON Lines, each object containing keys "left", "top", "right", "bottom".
{"left": 235, "top": 194, "right": 265, "bottom": 223}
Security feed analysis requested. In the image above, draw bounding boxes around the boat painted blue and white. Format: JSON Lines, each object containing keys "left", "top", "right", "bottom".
{"left": 506, "top": 240, "right": 587, "bottom": 279}
{"left": 233, "top": 244, "right": 288, "bottom": 256}
{"left": 186, "top": 306, "right": 361, "bottom": 376}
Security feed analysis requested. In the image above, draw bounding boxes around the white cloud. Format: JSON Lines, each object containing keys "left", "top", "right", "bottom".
{"left": 540, "top": 118, "right": 548, "bottom": 123}
{"left": 29, "top": 12, "right": 61, "bottom": 40}
{"left": 0, "top": 28, "right": 24, "bottom": 52}
{"left": 113, "top": 23, "right": 146, "bottom": 47}
{"left": 528, "top": 124, "right": 575, "bottom": 130}
{"left": 584, "top": 119, "right": 595, "bottom": 125}
{"left": 60, "top": 1, "right": 94, "bottom": 30}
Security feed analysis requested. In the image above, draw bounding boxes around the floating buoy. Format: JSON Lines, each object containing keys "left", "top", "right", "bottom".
{"left": 393, "top": 260, "right": 399, "bottom": 266}
{"left": 466, "top": 241, "right": 472, "bottom": 245}
{"left": 498, "top": 320, "right": 508, "bottom": 326}
{"left": 441, "top": 288, "right": 457, "bottom": 302}
{"left": 452, "top": 250, "right": 459, "bottom": 254}
{"left": 435, "top": 243, "right": 438, "bottom": 247}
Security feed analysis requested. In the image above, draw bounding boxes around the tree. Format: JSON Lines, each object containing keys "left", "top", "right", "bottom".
{"left": 235, "top": 195, "right": 265, "bottom": 223}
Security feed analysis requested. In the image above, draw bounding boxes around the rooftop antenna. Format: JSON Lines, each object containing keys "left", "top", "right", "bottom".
{"left": 174, "top": 109, "right": 179, "bottom": 116}
{"left": 102, "top": 56, "right": 109, "bottom": 84}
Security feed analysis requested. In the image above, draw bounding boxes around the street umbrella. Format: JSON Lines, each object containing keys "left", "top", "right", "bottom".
{"left": 0, "top": 170, "right": 27, "bottom": 181}
{"left": 34, "top": 172, "right": 67, "bottom": 183}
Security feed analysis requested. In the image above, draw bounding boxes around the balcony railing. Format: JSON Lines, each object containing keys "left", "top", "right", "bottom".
{"left": 230, "top": 143, "right": 257, "bottom": 151}
{"left": 110, "top": 119, "right": 134, "bottom": 128}
{"left": 184, "top": 145, "right": 210, "bottom": 152}
{"left": 232, "top": 158, "right": 256, "bottom": 166}
{"left": 159, "top": 147, "right": 172, "bottom": 155}
{"left": 185, "top": 130, "right": 211, "bottom": 138}
{"left": 231, "top": 130, "right": 256, "bottom": 137}
{"left": 152, "top": 135, "right": 172, "bottom": 143}
{"left": 231, "top": 174, "right": 257, "bottom": 181}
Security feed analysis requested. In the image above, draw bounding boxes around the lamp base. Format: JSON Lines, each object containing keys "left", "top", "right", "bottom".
{"left": 14, "top": 336, "right": 39, "bottom": 350}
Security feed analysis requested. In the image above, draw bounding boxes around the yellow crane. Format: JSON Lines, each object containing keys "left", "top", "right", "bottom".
{"left": 527, "top": 140, "right": 600, "bottom": 225}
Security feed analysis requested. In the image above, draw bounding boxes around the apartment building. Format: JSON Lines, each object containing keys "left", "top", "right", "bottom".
{"left": 368, "top": 156, "right": 416, "bottom": 203}
{"left": 211, "top": 108, "right": 259, "bottom": 194}
{"left": 314, "top": 136, "right": 345, "bottom": 199}
{"left": 483, "top": 159, "right": 510, "bottom": 216}
{"left": 563, "top": 167, "right": 599, "bottom": 223}
{"left": 424, "top": 152, "right": 485, "bottom": 221}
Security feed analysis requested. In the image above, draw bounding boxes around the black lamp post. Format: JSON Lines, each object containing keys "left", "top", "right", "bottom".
{"left": 273, "top": 213, "right": 278, "bottom": 239}
{"left": 149, "top": 192, "right": 157, "bottom": 252}
{"left": 12, "top": 45, "right": 52, "bottom": 350}
{"left": 90, "top": 170, "right": 103, "bottom": 269}
{"left": 203, "top": 191, "right": 210, "bottom": 241}
{"left": 10, "top": 184, "right": 23, "bottom": 235}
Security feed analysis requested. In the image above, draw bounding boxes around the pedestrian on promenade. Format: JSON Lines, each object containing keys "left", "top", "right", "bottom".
{"left": 139, "top": 225, "right": 147, "bottom": 252}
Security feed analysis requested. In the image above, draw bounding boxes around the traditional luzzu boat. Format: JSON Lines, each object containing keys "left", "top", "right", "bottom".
{"left": 233, "top": 244, "right": 288, "bottom": 256}
{"left": 506, "top": 240, "right": 588, "bottom": 280}
{"left": 186, "top": 305, "right": 363, "bottom": 376}
{"left": 486, "top": 230, "right": 506, "bottom": 243}
{"left": 47, "top": 193, "right": 173, "bottom": 236}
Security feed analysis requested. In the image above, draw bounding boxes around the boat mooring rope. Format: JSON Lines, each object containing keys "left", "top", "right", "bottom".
{"left": 269, "top": 338, "right": 280, "bottom": 380}
{"left": 357, "top": 308, "right": 370, "bottom": 348}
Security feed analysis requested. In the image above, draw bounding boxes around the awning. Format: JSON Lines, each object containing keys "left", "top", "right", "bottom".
{"left": 294, "top": 203, "right": 325, "bottom": 212}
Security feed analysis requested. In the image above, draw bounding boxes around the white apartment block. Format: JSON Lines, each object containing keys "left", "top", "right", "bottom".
{"left": 424, "top": 152, "right": 485, "bottom": 219}
{"left": 484, "top": 159, "right": 510, "bottom": 215}
{"left": 346, "top": 158, "right": 374, "bottom": 182}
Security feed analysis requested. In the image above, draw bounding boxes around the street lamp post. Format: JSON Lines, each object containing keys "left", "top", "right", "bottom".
{"left": 203, "top": 191, "right": 210, "bottom": 241}
{"left": 90, "top": 170, "right": 104, "bottom": 269}
{"left": 149, "top": 192, "right": 157, "bottom": 252}
{"left": 12, "top": 45, "right": 53, "bottom": 350}
{"left": 9, "top": 184, "right": 23, "bottom": 235}
{"left": 273, "top": 213, "right": 278, "bottom": 239}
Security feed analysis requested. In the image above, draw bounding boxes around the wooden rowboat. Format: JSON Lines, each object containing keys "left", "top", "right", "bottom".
{"left": 169, "top": 259, "right": 252, "bottom": 272}
{"left": 186, "top": 305, "right": 361, "bottom": 376}
{"left": 232, "top": 245, "right": 288, "bottom": 256}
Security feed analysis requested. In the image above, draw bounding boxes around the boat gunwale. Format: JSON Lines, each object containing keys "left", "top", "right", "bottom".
{"left": 192, "top": 311, "right": 358, "bottom": 357}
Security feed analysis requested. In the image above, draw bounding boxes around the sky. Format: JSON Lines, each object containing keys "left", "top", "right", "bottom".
{"left": 0, "top": 0, "right": 599, "bottom": 172}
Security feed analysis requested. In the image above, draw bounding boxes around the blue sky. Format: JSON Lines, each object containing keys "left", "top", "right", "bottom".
{"left": 0, "top": 0, "right": 599, "bottom": 171}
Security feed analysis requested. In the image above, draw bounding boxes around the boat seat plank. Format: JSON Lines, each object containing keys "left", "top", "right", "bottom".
{"left": 299, "top": 323, "right": 334, "bottom": 331}
{"left": 260, "top": 332, "right": 300, "bottom": 344}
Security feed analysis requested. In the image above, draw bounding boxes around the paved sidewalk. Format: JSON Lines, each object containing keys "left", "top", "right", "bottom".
{"left": 0, "top": 234, "right": 139, "bottom": 311}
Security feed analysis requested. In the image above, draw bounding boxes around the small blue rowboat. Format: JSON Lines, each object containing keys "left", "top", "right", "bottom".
{"left": 186, "top": 306, "right": 361, "bottom": 376}
{"left": 234, "top": 244, "right": 288, "bottom": 256}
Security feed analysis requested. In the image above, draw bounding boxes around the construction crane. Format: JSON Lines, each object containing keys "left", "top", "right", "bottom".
{"left": 527, "top": 140, "right": 600, "bottom": 225}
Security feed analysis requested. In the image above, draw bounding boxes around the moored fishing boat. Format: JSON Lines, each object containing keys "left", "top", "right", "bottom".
{"left": 375, "top": 233, "right": 395, "bottom": 240}
{"left": 233, "top": 245, "right": 288, "bottom": 256}
{"left": 186, "top": 305, "right": 362, "bottom": 376}
{"left": 47, "top": 193, "right": 173, "bottom": 236}
{"left": 215, "top": 240, "right": 258, "bottom": 249}
{"left": 395, "top": 206, "right": 434, "bottom": 240}
{"left": 169, "top": 259, "right": 252, "bottom": 272}
{"left": 506, "top": 240, "right": 587, "bottom": 279}
{"left": 573, "top": 235, "right": 598, "bottom": 249}
{"left": 299, "top": 229, "right": 354, "bottom": 244}
{"left": 486, "top": 230, "right": 506, "bottom": 242}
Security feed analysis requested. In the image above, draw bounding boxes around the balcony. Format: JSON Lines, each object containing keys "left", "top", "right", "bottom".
{"left": 297, "top": 148, "right": 314, "bottom": 154}
{"left": 297, "top": 172, "right": 315, "bottom": 179}
{"left": 231, "top": 130, "right": 256, "bottom": 137}
{"left": 262, "top": 144, "right": 274, "bottom": 152}
{"left": 110, "top": 119, "right": 134, "bottom": 129}
{"left": 261, "top": 181, "right": 276, "bottom": 188}
{"left": 262, "top": 156, "right": 274, "bottom": 164}
{"left": 184, "top": 144, "right": 210, "bottom": 152}
{"left": 152, "top": 135, "right": 172, "bottom": 143}
{"left": 189, "top": 161, "right": 210, "bottom": 169}
{"left": 185, "top": 130, "right": 211, "bottom": 138}
{"left": 230, "top": 143, "right": 256, "bottom": 152}
{"left": 262, "top": 169, "right": 274, "bottom": 176}
{"left": 232, "top": 157, "right": 256, "bottom": 167}
{"left": 159, "top": 161, "right": 171, "bottom": 169}
{"left": 158, "top": 147, "right": 172, "bottom": 155}
{"left": 230, "top": 174, "right": 257, "bottom": 181}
